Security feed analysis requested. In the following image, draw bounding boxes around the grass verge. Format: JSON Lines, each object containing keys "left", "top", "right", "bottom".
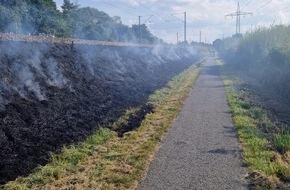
{"left": 3, "top": 64, "right": 200, "bottom": 190}
{"left": 218, "top": 60, "right": 290, "bottom": 190}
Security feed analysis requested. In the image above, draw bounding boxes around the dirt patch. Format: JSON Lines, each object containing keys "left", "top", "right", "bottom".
{"left": 0, "top": 41, "right": 200, "bottom": 184}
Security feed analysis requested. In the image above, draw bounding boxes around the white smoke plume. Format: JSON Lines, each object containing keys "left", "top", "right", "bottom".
{"left": 44, "top": 58, "right": 67, "bottom": 88}
{"left": 12, "top": 62, "right": 46, "bottom": 101}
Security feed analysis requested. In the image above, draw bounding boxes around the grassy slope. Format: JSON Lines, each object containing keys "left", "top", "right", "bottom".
{"left": 218, "top": 60, "right": 290, "bottom": 190}
{"left": 3, "top": 65, "right": 200, "bottom": 190}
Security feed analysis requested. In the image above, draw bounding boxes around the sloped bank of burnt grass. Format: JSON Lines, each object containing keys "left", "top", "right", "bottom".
{"left": 0, "top": 41, "right": 200, "bottom": 184}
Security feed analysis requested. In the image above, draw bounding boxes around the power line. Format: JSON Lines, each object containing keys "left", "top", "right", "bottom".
{"left": 136, "top": 0, "right": 168, "bottom": 22}
{"left": 137, "top": 0, "right": 186, "bottom": 39}
{"left": 98, "top": 0, "right": 138, "bottom": 16}
{"left": 244, "top": 0, "right": 275, "bottom": 14}
{"left": 246, "top": 0, "right": 259, "bottom": 12}
{"left": 97, "top": 1, "right": 193, "bottom": 43}
{"left": 151, "top": 27, "right": 183, "bottom": 32}
{"left": 170, "top": 12, "right": 187, "bottom": 42}
{"left": 250, "top": 1, "right": 290, "bottom": 16}
{"left": 255, "top": 0, "right": 273, "bottom": 12}
{"left": 133, "top": 0, "right": 182, "bottom": 41}
{"left": 138, "top": 15, "right": 153, "bottom": 44}
{"left": 225, "top": 2, "right": 253, "bottom": 35}
{"left": 260, "top": 0, "right": 273, "bottom": 9}
{"left": 241, "top": 0, "right": 253, "bottom": 11}
{"left": 123, "top": 1, "right": 167, "bottom": 24}
{"left": 253, "top": 3, "right": 290, "bottom": 18}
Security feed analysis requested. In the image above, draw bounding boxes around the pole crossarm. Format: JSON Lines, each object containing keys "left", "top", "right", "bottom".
{"left": 225, "top": 12, "right": 252, "bottom": 18}
{"left": 140, "top": 15, "right": 154, "bottom": 24}
{"left": 170, "top": 14, "right": 185, "bottom": 22}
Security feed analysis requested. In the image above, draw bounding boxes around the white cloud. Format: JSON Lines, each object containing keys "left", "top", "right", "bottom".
{"left": 54, "top": 0, "right": 290, "bottom": 43}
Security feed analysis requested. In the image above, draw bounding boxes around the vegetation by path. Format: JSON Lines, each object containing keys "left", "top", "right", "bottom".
{"left": 2, "top": 64, "right": 200, "bottom": 190}
{"left": 219, "top": 60, "right": 290, "bottom": 190}
{"left": 214, "top": 25, "right": 290, "bottom": 122}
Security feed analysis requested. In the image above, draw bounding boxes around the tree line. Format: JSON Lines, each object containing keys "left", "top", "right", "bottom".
{"left": 0, "top": 0, "right": 157, "bottom": 44}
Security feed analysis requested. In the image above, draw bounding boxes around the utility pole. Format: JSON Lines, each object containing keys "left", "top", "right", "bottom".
{"left": 138, "top": 16, "right": 141, "bottom": 44}
{"left": 138, "top": 15, "right": 153, "bottom": 44}
{"left": 170, "top": 12, "right": 187, "bottom": 43}
{"left": 199, "top": 30, "right": 201, "bottom": 43}
{"left": 225, "top": 1, "right": 252, "bottom": 35}
{"left": 184, "top": 11, "right": 186, "bottom": 42}
{"left": 177, "top": 32, "right": 179, "bottom": 44}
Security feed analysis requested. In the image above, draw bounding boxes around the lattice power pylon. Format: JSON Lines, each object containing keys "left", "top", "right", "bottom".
{"left": 225, "top": 2, "right": 252, "bottom": 34}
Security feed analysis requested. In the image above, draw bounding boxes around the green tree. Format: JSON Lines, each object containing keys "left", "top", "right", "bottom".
{"left": 0, "top": 0, "right": 28, "bottom": 33}
{"left": 0, "top": 0, "right": 65, "bottom": 35}
{"left": 71, "top": 7, "right": 113, "bottom": 40}
{"left": 61, "top": 0, "right": 79, "bottom": 37}
{"left": 61, "top": 0, "right": 78, "bottom": 17}
{"left": 29, "top": 0, "right": 63, "bottom": 35}
{"left": 0, "top": 0, "right": 158, "bottom": 43}
{"left": 131, "top": 24, "right": 156, "bottom": 44}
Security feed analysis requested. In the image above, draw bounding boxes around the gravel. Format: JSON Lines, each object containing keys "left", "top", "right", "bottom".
{"left": 138, "top": 56, "right": 248, "bottom": 190}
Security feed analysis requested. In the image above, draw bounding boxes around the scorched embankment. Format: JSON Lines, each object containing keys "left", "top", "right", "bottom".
{"left": 0, "top": 40, "right": 201, "bottom": 184}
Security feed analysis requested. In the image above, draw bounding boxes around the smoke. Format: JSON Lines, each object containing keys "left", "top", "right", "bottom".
{"left": 151, "top": 45, "right": 166, "bottom": 63}
{"left": 0, "top": 37, "right": 203, "bottom": 111}
{"left": 12, "top": 61, "right": 46, "bottom": 101}
{"left": 113, "top": 52, "right": 127, "bottom": 74}
{"left": 0, "top": 40, "right": 71, "bottom": 106}
{"left": 44, "top": 58, "right": 67, "bottom": 88}
{"left": 150, "top": 44, "right": 198, "bottom": 66}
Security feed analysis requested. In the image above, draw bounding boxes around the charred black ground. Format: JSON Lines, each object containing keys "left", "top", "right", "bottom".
{"left": 114, "top": 104, "right": 154, "bottom": 138}
{"left": 0, "top": 41, "right": 200, "bottom": 184}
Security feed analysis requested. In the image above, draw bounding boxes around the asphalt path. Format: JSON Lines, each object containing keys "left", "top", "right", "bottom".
{"left": 138, "top": 56, "right": 248, "bottom": 190}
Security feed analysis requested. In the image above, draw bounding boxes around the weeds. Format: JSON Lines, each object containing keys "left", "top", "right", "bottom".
{"left": 274, "top": 134, "right": 290, "bottom": 154}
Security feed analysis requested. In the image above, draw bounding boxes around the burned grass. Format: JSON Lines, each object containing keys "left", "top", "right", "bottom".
{"left": 113, "top": 104, "right": 154, "bottom": 137}
{"left": 2, "top": 64, "right": 200, "bottom": 190}
{"left": 0, "top": 40, "right": 201, "bottom": 184}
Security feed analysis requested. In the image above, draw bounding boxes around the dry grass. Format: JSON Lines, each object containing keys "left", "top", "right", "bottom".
{"left": 3, "top": 65, "right": 200, "bottom": 190}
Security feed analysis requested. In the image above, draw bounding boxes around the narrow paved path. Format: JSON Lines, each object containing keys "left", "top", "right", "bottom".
{"left": 138, "top": 57, "right": 247, "bottom": 190}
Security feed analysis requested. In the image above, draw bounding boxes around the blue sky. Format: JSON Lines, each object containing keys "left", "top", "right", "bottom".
{"left": 54, "top": 0, "right": 290, "bottom": 43}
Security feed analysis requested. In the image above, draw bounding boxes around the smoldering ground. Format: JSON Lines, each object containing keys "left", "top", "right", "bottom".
{"left": 0, "top": 39, "right": 202, "bottom": 184}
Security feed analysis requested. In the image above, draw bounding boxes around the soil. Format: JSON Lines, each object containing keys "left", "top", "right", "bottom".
{"left": 0, "top": 41, "right": 200, "bottom": 184}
